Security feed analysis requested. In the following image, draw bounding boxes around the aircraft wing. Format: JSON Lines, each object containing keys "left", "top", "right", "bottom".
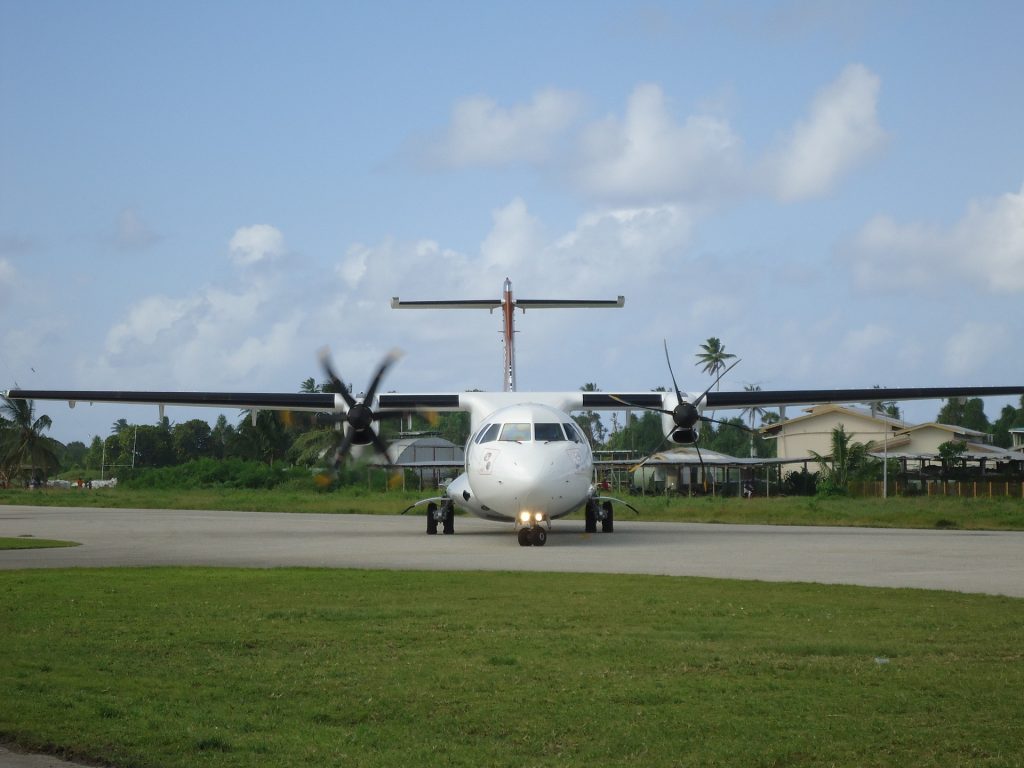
{"left": 4, "top": 388, "right": 338, "bottom": 412}
{"left": 704, "top": 385, "right": 1024, "bottom": 410}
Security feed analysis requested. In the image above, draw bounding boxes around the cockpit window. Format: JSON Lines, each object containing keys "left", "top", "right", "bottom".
{"left": 563, "top": 422, "right": 585, "bottom": 443}
{"left": 476, "top": 423, "right": 501, "bottom": 444}
{"left": 534, "top": 423, "right": 565, "bottom": 442}
{"left": 499, "top": 422, "right": 532, "bottom": 442}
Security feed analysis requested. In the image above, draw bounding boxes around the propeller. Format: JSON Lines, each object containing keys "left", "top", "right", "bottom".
{"left": 318, "top": 347, "right": 403, "bottom": 476}
{"left": 613, "top": 340, "right": 753, "bottom": 490}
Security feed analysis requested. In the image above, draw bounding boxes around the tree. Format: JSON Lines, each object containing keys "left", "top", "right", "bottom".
{"left": 938, "top": 439, "right": 968, "bottom": 472}
{"left": 172, "top": 419, "right": 213, "bottom": 463}
{"left": 573, "top": 383, "right": 607, "bottom": 446}
{"left": 235, "top": 412, "right": 290, "bottom": 465}
{"left": 937, "top": 398, "right": 990, "bottom": 433}
{"left": 85, "top": 435, "right": 104, "bottom": 470}
{"left": 0, "top": 395, "right": 61, "bottom": 484}
{"left": 60, "top": 440, "right": 89, "bottom": 470}
{"left": 992, "top": 395, "right": 1024, "bottom": 448}
{"left": 694, "top": 338, "right": 736, "bottom": 389}
{"left": 116, "top": 422, "right": 174, "bottom": 469}
{"left": 605, "top": 411, "right": 664, "bottom": 456}
{"left": 809, "top": 425, "right": 869, "bottom": 495}
{"left": 210, "top": 414, "right": 236, "bottom": 459}
{"left": 739, "top": 384, "right": 767, "bottom": 457}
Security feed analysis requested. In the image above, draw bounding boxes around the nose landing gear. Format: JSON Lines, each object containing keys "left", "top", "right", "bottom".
{"left": 584, "top": 499, "right": 615, "bottom": 533}
{"left": 516, "top": 514, "right": 549, "bottom": 546}
{"left": 426, "top": 500, "right": 455, "bottom": 535}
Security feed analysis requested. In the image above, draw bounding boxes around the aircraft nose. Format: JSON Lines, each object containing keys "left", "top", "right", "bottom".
{"left": 500, "top": 446, "right": 586, "bottom": 511}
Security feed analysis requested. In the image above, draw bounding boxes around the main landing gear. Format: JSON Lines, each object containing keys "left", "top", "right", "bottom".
{"left": 426, "top": 500, "right": 455, "bottom": 535}
{"left": 584, "top": 500, "right": 614, "bottom": 534}
{"left": 517, "top": 512, "right": 549, "bottom": 547}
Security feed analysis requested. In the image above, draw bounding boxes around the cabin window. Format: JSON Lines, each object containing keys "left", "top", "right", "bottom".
{"left": 534, "top": 423, "right": 566, "bottom": 442}
{"left": 499, "top": 422, "right": 532, "bottom": 442}
{"left": 563, "top": 423, "right": 585, "bottom": 443}
{"left": 476, "top": 423, "right": 501, "bottom": 443}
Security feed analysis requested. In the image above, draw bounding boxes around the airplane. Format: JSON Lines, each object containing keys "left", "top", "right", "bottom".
{"left": 6, "top": 278, "right": 1023, "bottom": 547}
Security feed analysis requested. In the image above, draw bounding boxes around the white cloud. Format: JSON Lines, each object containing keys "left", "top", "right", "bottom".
{"left": 764, "top": 63, "right": 885, "bottom": 201}
{"left": 573, "top": 83, "right": 743, "bottom": 205}
{"left": 845, "top": 183, "right": 1024, "bottom": 294}
{"left": 229, "top": 224, "right": 286, "bottom": 266}
{"left": 480, "top": 198, "right": 546, "bottom": 272}
{"left": 105, "top": 294, "right": 201, "bottom": 356}
{"left": 425, "top": 88, "right": 582, "bottom": 168}
{"left": 944, "top": 322, "right": 1009, "bottom": 377}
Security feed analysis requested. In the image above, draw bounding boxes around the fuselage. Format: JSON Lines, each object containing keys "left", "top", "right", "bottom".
{"left": 447, "top": 402, "right": 593, "bottom": 523}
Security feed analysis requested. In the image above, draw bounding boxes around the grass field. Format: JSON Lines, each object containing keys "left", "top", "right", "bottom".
{"left": 1, "top": 569, "right": 1021, "bottom": 767}
{"left": 0, "top": 537, "right": 79, "bottom": 550}
{"left": 2, "top": 485, "right": 1023, "bottom": 530}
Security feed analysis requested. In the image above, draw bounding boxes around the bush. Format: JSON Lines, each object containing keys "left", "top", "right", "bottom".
{"left": 119, "top": 458, "right": 309, "bottom": 490}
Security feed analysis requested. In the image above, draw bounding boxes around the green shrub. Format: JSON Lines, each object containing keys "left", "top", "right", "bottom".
{"left": 119, "top": 459, "right": 308, "bottom": 490}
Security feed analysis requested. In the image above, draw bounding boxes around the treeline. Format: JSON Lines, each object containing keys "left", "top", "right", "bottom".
{"left": 71, "top": 410, "right": 471, "bottom": 475}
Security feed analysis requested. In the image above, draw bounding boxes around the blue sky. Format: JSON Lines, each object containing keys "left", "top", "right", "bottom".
{"left": 2, "top": 1, "right": 1022, "bottom": 444}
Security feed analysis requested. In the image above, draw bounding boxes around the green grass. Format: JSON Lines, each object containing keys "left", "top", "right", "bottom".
{"left": 0, "top": 537, "right": 80, "bottom": 550}
{"left": 2, "top": 486, "right": 1023, "bottom": 530}
{"left": 1, "top": 569, "right": 1021, "bottom": 767}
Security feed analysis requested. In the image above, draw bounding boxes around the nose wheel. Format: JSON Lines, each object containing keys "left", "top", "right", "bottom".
{"left": 517, "top": 526, "right": 548, "bottom": 547}
{"left": 585, "top": 500, "right": 615, "bottom": 533}
{"left": 426, "top": 500, "right": 455, "bottom": 535}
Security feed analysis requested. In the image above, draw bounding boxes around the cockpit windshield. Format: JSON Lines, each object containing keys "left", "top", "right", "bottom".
{"left": 534, "top": 423, "right": 566, "bottom": 441}
{"left": 499, "top": 422, "right": 532, "bottom": 442}
{"left": 563, "top": 423, "right": 585, "bottom": 443}
{"left": 475, "top": 423, "right": 501, "bottom": 444}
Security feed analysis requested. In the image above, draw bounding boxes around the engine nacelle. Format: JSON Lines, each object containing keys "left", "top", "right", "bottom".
{"left": 670, "top": 428, "right": 698, "bottom": 444}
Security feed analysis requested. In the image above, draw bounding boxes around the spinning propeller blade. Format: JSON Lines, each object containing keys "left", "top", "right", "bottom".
{"left": 318, "top": 348, "right": 404, "bottom": 477}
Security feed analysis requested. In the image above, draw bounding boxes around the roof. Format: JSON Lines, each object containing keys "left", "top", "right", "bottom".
{"left": 761, "top": 403, "right": 907, "bottom": 434}
{"left": 894, "top": 422, "right": 988, "bottom": 439}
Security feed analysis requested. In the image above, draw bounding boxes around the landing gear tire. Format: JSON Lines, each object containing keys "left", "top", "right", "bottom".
{"left": 518, "top": 526, "right": 548, "bottom": 546}
{"left": 442, "top": 503, "right": 455, "bottom": 535}
{"left": 584, "top": 500, "right": 598, "bottom": 534}
{"left": 426, "top": 502, "right": 438, "bottom": 535}
{"left": 601, "top": 501, "right": 614, "bottom": 533}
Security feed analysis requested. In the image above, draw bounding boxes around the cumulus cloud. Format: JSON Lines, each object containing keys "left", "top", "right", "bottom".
{"left": 418, "top": 65, "right": 883, "bottom": 208}
{"left": 229, "top": 224, "right": 286, "bottom": 266}
{"left": 573, "top": 83, "right": 743, "bottom": 205}
{"left": 480, "top": 198, "right": 546, "bottom": 272}
{"left": 424, "top": 88, "right": 582, "bottom": 168}
{"left": 844, "top": 183, "right": 1024, "bottom": 294}
{"left": 763, "top": 63, "right": 885, "bottom": 201}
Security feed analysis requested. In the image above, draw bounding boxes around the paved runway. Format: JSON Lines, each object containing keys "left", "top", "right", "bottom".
{"left": 2, "top": 505, "right": 1023, "bottom": 597}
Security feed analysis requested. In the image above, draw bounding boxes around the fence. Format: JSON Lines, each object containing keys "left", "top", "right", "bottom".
{"left": 849, "top": 480, "right": 1024, "bottom": 499}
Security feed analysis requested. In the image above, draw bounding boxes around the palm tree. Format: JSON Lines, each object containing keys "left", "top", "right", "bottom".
{"left": 694, "top": 337, "right": 736, "bottom": 389}
{"left": 0, "top": 394, "right": 61, "bottom": 485}
{"left": 809, "top": 425, "right": 868, "bottom": 495}
{"left": 739, "top": 384, "right": 767, "bottom": 457}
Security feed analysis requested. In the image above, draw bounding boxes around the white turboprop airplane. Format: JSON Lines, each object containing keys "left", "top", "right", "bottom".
{"left": 7, "top": 278, "right": 1024, "bottom": 547}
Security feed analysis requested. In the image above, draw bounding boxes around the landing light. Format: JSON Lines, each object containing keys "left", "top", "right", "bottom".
{"left": 519, "top": 511, "right": 532, "bottom": 524}
{"left": 534, "top": 512, "right": 544, "bottom": 522}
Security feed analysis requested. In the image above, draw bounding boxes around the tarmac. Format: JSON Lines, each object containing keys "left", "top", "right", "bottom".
{"left": 2, "top": 504, "right": 1023, "bottom": 767}
{"left": 2, "top": 504, "right": 1023, "bottom": 596}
